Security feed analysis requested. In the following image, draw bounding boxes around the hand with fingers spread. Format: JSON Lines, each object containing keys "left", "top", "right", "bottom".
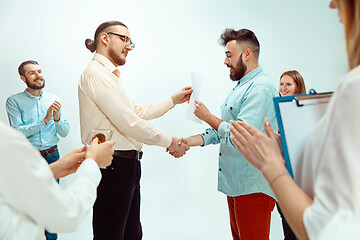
{"left": 172, "top": 86, "right": 193, "bottom": 104}
{"left": 229, "top": 118, "right": 285, "bottom": 175}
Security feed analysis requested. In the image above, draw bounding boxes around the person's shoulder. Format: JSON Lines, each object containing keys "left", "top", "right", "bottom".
{"left": 6, "top": 91, "right": 26, "bottom": 102}
{"left": 336, "top": 66, "right": 360, "bottom": 96}
{"left": 333, "top": 66, "right": 360, "bottom": 108}
{"left": 81, "top": 61, "right": 110, "bottom": 84}
{"left": 343, "top": 65, "right": 360, "bottom": 86}
{"left": 82, "top": 59, "right": 106, "bottom": 76}
{"left": 252, "top": 74, "right": 276, "bottom": 91}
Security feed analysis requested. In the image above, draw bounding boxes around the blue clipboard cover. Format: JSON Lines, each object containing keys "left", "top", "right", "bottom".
{"left": 273, "top": 92, "right": 332, "bottom": 180}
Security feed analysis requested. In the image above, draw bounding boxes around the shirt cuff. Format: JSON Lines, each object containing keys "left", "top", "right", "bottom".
{"left": 77, "top": 159, "right": 101, "bottom": 185}
{"left": 165, "top": 96, "right": 176, "bottom": 109}
{"left": 39, "top": 119, "right": 46, "bottom": 128}
{"left": 157, "top": 132, "right": 173, "bottom": 148}
{"left": 202, "top": 129, "right": 216, "bottom": 146}
{"left": 217, "top": 121, "right": 229, "bottom": 139}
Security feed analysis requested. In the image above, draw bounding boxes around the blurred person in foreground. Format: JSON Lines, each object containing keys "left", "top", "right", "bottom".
{"left": 230, "top": 0, "right": 360, "bottom": 239}
{"left": 0, "top": 121, "right": 114, "bottom": 240}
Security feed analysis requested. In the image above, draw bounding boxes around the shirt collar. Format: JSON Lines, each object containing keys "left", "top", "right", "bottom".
{"left": 24, "top": 89, "right": 43, "bottom": 98}
{"left": 93, "top": 53, "right": 118, "bottom": 74}
{"left": 237, "top": 66, "right": 263, "bottom": 87}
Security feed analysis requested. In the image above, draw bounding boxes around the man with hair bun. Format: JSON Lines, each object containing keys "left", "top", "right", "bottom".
{"left": 79, "top": 20, "right": 192, "bottom": 240}
{"left": 176, "top": 28, "right": 278, "bottom": 240}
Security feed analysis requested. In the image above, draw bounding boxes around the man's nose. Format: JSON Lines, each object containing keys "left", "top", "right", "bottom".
{"left": 126, "top": 45, "right": 133, "bottom": 51}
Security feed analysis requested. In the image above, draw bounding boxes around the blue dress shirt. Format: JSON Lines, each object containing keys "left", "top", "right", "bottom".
{"left": 6, "top": 90, "right": 69, "bottom": 151}
{"left": 201, "top": 67, "right": 278, "bottom": 198}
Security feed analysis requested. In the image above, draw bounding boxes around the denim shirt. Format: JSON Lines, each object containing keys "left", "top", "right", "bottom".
{"left": 201, "top": 67, "right": 278, "bottom": 198}
{"left": 6, "top": 90, "right": 69, "bottom": 150}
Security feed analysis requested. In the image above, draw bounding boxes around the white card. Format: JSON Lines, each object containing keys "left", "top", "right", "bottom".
{"left": 187, "top": 72, "right": 204, "bottom": 124}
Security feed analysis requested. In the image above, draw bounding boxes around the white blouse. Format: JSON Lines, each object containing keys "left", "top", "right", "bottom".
{"left": 300, "top": 65, "right": 360, "bottom": 239}
{"left": 0, "top": 122, "right": 101, "bottom": 240}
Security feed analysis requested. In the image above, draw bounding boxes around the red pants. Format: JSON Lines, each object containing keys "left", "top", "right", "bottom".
{"left": 227, "top": 193, "right": 275, "bottom": 240}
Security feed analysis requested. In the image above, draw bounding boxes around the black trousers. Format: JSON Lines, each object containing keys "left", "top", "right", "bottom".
{"left": 277, "top": 202, "right": 297, "bottom": 240}
{"left": 93, "top": 155, "right": 142, "bottom": 240}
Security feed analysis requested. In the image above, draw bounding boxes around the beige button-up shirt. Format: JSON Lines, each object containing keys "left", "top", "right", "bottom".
{"left": 78, "top": 53, "right": 173, "bottom": 151}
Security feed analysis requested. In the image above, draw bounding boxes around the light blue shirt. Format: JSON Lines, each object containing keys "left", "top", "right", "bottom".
{"left": 201, "top": 67, "right": 278, "bottom": 198}
{"left": 6, "top": 90, "right": 69, "bottom": 151}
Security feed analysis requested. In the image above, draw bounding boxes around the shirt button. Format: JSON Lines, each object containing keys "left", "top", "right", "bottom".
{"left": 219, "top": 168, "right": 222, "bottom": 171}
{"left": 230, "top": 107, "right": 233, "bottom": 110}
{"left": 219, "top": 153, "right": 222, "bottom": 156}
{"left": 111, "top": 167, "right": 115, "bottom": 170}
{"left": 206, "top": 131, "right": 209, "bottom": 134}
{"left": 225, "top": 104, "right": 227, "bottom": 106}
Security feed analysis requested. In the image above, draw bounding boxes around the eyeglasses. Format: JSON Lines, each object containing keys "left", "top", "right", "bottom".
{"left": 107, "top": 32, "right": 135, "bottom": 49}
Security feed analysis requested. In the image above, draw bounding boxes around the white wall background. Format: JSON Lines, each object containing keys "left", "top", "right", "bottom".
{"left": 0, "top": 0, "right": 347, "bottom": 239}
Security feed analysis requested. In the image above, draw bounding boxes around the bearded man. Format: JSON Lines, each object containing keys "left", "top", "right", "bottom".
{"left": 6, "top": 60, "right": 69, "bottom": 240}
{"left": 175, "top": 28, "right": 279, "bottom": 240}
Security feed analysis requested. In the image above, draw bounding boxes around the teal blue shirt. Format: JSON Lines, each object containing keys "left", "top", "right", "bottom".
{"left": 201, "top": 67, "right": 278, "bottom": 198}
{"left": 6, "top": 90, "right": 69, "bottom": 151}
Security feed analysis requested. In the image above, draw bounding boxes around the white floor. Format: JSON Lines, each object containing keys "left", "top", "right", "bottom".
{"left": 59, "top": 146, "right": 284, "bottom": 240}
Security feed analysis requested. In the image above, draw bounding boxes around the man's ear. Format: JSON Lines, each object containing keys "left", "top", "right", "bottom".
{"left": 243, "top": 48, "right": 252, "bottom": 62}
{"left": 20, "top": 75, "right": 26, "bottom": 83}
{"left": 99, "top": 32, "right": 109, "bottom": 46}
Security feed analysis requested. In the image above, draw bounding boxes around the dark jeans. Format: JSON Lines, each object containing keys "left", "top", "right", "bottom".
{"left": 93, "top": 155, "right": 142, "bottom": 240}
{"left": 41, "top": 146, "right": 60, "bottom": 240}
{"left": 277, "top": 202, "right": 297, "bottom": 240}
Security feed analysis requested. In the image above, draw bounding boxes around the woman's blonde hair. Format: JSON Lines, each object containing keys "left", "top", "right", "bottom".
{"left": 338, "top": 0, "right": 360, "bottom": 69}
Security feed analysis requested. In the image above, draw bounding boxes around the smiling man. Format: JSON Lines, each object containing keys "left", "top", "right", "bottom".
{"left": 79, "top": 21, "right": 192, "bottom": 240}
{"left": 176, "top": 29, "right": 279, "bottom": 240}
{"left": 6, "top": 60, "right": 69, "bottom": 240}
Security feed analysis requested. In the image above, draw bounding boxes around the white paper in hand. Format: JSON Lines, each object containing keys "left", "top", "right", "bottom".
{"left": 187, "top": 72, "right": 204, "bottom": 124}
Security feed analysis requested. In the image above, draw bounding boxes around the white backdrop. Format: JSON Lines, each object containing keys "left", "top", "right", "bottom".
{"left": 0, "top": 0, "right": 347, "bottom": 239}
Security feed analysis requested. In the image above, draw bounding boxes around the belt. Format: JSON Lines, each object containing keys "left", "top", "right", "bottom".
{"left": 40, "top": 146, "right": 58, "bottom": 156}
{"left": 113, "top": 150, "right": 143, "bottom": 160}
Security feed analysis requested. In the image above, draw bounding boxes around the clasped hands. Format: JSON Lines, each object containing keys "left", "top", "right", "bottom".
{"left": 166, "top": 99, "right": 211, "bottom": 158}
{"left": 167, "top": 137, "right": 189, "bottom": 158}
{"left": 44, "top": 101, "right": 62, "bottom": 124}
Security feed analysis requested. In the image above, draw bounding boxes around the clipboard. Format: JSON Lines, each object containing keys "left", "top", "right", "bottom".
{"left": 273, "top": 91, "right": 332, "bottom": 180}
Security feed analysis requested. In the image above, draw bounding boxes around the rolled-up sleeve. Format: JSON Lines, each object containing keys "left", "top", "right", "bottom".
{"left": 202, "top": 127, "right": 220, "bottom": 146}
{"left": 55, "top": 108, "right": 70, "bottom": 138}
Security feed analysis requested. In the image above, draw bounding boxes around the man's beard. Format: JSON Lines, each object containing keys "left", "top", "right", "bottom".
{"left": 109, "top": 47, "right": 126, "bottom": 66}
{"left": 25, "top": 76, "right": 45, "bottom": 90}
{"left": 230, "top": 53, "right": 247, "bottom": 81}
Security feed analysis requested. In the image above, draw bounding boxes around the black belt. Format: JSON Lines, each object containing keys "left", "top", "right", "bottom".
{"left": 113, "top": 150, "right": 143, "bottom": 160}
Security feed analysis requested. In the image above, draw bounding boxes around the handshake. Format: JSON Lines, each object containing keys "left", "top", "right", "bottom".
{"left": 166, "top": 137, "right": 191, "bottom": 158}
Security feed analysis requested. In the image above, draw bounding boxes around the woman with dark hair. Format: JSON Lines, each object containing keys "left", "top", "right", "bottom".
{"left": 230, "top": 0, "right": 360, "bottom": 239}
